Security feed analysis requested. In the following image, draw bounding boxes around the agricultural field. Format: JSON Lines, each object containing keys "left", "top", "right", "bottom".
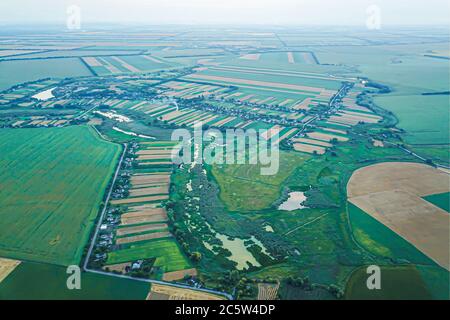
{"left": 97, "top": 141, "right": 194, "bottom": 280}
{"left": 211, "top": 151, "right": 308, "bottom": 212}
{"left": 0, "top": 126, "right": 121, "bottom": 265}
{"left": 0, "top": 23, "right": 448, "bottom": 302}
{"left": 315, "top": 43, "right": 450, "bottom": 164}
{"left": 107, "top": 239, "right": 191, "bottom": 272}
{"left": 423, "top": 192, "right": 450, "bottom": 212}
{"left": 345, "top": 266, "right": 434, "bottom": 300}
{"left": 0, "top": 58, "right": 91, "bottom": 91}
{"left": 82, "top": 55, "right": 179, "bottom": 76}
{"left": 347, "top": 162, "right": 450, "bottom": 271}
{"left": 147, "top": 283, "right": 224, "bottom": 300}
{"left": 0, "top": 261, "right": 150, "bottom": 300}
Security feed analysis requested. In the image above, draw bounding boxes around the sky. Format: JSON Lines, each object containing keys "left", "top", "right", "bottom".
{"left": 0, "top": 0, "right": 449, "bottom": 26}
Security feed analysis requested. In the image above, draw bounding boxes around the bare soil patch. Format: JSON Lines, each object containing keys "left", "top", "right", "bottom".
{"left": 147, "top": 284, "right": 225, "bottom": 300}
{"left": 0, "top": 258, "right": 21, "bottom": 283}
{"left": 162, "top": 268, "right": 198, "bottom": 282}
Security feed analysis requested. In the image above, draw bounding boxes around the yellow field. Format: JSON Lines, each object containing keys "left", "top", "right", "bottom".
{"left": 131, "top": 174, "right": 171, "bottom": 186}
{"left": 82, "top": 57, "right": 102, "bottom": 67}
{"left": 372, "top": 139, "right": 384, "bottom": 147}
{"left": 111, "top": 56, "right": 140, "bottom": 73}
{"left": 121, "top": 207, "right": 168, "bottom": 225}
{"left": 137, "top": 154, "right": 172, "bottom": 161}
{"left": 147, "top": 284, "right": 225, "bottom": 300}
{"left": 257, "top": 283, "right": 280, "bottom": 300}
{"left": 137, "top": 150, "right": 174, "bottom": 156}
{"left": 0, "top": 258, "right": 21, "bottom": 283}
{"left": 138, "top": 161, "right": 173, "bottom": 166}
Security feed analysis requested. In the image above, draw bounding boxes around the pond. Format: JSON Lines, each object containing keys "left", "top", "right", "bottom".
{"left": 278, "top": 192, "right": 308, "bottom": 211}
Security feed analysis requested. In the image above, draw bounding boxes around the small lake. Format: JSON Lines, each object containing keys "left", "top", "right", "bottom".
{"left": 112, "top": 126, "right": 155, "bottom": 139}
{"left": 216, "top": 233, "right": 261, "bottom": 270}
{"left": 278, "top": 192, "right": 308, "bottom": 211}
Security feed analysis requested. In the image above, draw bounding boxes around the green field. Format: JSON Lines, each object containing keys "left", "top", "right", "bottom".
{"left": 345, "top": 265, "right": 433, "bottom": 300}
{"left": 91, "top": 55, "right": 179, "bottom": 76}
{"left": 0, "top": 126, "right": 121, "bottom": 266}
{"left": 348, "top": 202, "right": 436, "bottom": 265}
{"left": 106, "top": 239, "right": 191, "bottom": 273}
{"left": 0, "top": 262, "right": 149, "bottom": 300}
{"left": 423, "top": 192, "right": 450, "bottom": 212}
{"left": 211, "top": 151, "right": 309, "bottom": 212}
{"left": 195, "top": 67, "right": 343, "bottom": 91}
{"left": 0, "top": 58, "right": 92, "bottom": 91}
{"left": 316, "top": 44, "right": 450, "bottom": 163}
{"left": 375, "top": 94, "right": 449, "bottom": 145}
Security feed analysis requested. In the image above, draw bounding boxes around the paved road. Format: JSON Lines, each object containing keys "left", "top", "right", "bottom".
{"left": 82, "top": 143, "right": 128, "bottom": 271}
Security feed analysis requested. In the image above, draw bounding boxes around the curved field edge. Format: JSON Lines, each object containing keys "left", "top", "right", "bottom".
{"left": 0, "top": 261, "right": 149, "bottom": 300}
{"left": 346, "top": 203, "right": 449, "bottom": 298}
{"left": 0, "top": 126, "right": 121, "bottom": 266}
{"left": 423, "top": 192, "right": 450, "bottom": 213}
{"left": 344, "top": 265, "right": 435, "bottom": 300}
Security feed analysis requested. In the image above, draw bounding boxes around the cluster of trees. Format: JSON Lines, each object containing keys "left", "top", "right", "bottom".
{"left": 364, "top": 81, "right": 391, "bottom": 94}
{"left": 171, "top": 218, "right": 203, "bottom": 263}
{"left": 286, "top": 276, "right": 344, "bottom": 299}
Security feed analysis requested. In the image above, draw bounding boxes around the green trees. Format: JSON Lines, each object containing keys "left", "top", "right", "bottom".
{"left": 190, "top": 252, "right": 202, "bottom": 262}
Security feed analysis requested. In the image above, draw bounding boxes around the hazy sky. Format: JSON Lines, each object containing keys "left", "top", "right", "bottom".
{"left": 0, "top": 0, "right": 449, "bottom": 26}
